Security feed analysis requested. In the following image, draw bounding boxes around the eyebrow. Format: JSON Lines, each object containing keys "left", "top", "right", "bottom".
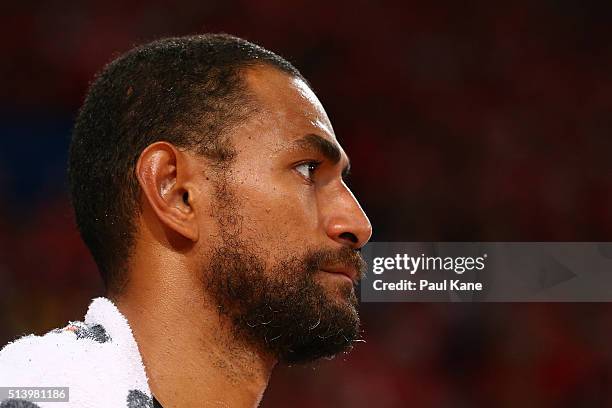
{"left": 294, "top": 133, "right": 351, "bottom": 178}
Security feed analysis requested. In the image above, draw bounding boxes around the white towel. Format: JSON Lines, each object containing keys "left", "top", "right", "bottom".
{"left": 0, "top": 298, "right": 154, "bottom": 407}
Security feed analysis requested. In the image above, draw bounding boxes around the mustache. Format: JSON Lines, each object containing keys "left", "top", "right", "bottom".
{"left": 305, "top": 246, "right": 367, "bottom": 281}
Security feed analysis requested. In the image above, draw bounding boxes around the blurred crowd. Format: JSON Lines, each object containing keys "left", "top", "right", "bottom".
{"left": 2, "top": 1, "right": 612, "bottom": 406}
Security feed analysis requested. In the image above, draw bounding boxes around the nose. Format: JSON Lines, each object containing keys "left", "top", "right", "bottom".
{"left": 323, "top": 183, "right": 372, "bottom": 249}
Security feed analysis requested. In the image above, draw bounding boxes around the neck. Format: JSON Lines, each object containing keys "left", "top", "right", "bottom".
{"left": 114, "top": 280, "right": 277, "bottom": 408}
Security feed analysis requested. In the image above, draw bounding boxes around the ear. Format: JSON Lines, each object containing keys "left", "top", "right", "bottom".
{"left": 135, "top": 141, "right": 199, "bottom": 242}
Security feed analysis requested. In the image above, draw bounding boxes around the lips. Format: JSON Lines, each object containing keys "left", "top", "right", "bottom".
{"left": 321, "top": 266, "right": 359, "bottom": 282}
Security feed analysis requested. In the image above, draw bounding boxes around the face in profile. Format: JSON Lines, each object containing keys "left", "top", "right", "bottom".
{"left": 197, "top": 66, "right": 372, "bottom": 364}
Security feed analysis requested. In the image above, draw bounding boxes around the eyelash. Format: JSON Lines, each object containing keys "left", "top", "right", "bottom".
{"left": 294, "top": 160, "right": 322, "bottom": 183}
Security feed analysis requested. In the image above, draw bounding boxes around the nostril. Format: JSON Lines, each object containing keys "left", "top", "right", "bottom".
{"left": 339, "top": 232, "right": 358, "bottom": 244}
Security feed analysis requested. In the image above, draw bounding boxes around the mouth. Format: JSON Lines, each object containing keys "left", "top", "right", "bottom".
{"left": 320, "top": 266, "right": 358, "bottom": 284}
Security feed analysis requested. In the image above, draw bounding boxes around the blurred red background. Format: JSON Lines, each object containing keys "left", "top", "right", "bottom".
{"left": 2, "top": 1, "right": 612, "bottom": 406}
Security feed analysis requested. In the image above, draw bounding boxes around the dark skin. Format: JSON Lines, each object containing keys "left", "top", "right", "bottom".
{"left": 115, "top": 65, "right": 372, "bottom": 407}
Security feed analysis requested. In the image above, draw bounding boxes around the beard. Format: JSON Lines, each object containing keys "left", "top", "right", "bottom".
{"left": 204, "top": 236, "right": 366, "bottom": 364}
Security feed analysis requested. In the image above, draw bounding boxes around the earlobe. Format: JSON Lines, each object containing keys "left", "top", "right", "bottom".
{"left": 136, "top": 142, "right": 199, "bottom": 243}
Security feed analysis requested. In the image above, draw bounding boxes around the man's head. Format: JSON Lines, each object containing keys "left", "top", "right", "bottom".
{"left": 69, "top": 34, "right": 372, "bottom": 363}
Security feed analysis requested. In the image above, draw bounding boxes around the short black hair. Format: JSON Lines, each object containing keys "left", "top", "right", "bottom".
{"left": 68, "top": 34, "right": 302, "bottom": 293}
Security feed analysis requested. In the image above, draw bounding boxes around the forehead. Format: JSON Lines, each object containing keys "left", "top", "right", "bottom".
{"left": 241, "top": 65, "right": 342, "bottom": 151}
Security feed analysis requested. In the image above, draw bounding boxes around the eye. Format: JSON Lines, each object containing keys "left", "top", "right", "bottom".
{"left": 295, "top": 161, "right": 321, "bottom": 182}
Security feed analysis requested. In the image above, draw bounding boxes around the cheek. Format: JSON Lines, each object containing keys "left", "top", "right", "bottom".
{"left": 233, "top": 179, "right": 320, "bottom": 248}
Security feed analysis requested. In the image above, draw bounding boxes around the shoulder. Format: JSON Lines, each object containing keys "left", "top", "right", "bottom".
{"left": 0, "top": 320, "right": 113, "bottom": 384}
{"left": 0, "top": 298, "right": 153, "bottom": 407}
